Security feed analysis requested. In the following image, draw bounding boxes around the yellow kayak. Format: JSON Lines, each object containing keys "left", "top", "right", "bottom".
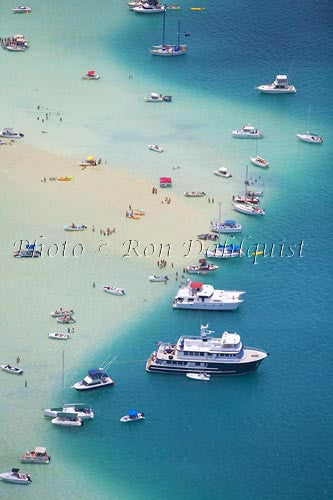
{"left": 252, "top": 251, "right": 264, "bottom": 256}
{"left": 190, "top": 7, "right": 206, "bottom": 10}
{"left": 57, "top": 176, "right": 74, "bottom": 181}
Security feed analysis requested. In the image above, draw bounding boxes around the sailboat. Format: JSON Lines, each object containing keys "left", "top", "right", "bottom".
{"left": 44, "top": 351, "right": 94, "bottom": 422}
{"left": 297, "top": 105, "right": 323, "bottom": 144}
{"left": 150, "top": 12, "right": 187, "bottom": 56}
{"left": 232, "top": 166, "right": 265, "bottom": 216}
{"left": 210, "top": 202, "right": 242, "bottom": 234}
{"left": 249, "top": 140, "right": 269, "bottom": 168}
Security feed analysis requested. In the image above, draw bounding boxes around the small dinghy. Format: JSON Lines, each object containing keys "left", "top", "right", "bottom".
{"left": 103, "top": 286, "right": 125, "bottom": 296}
{"left": 0, "top": 469, "right": 31, "bottom": 484}
{"left": 214, "top": 167, "right": 232, "bottom": 178}
{"left": 64, "top": 224, "right": 87, "bottom": 231}
{"left": 82, "top": 70, "right": 100, "bottom": 80}
{"left": 21, "top": 447, "right": 50, "bottom": 464}
{"left": 51, "top": 309, "right": 74, "bottom": 318}
{"left": 186, "top": 372, "right": 210, "bottom": 381}
{"left": 0, "top": 128, "right": 24, "bottom": 139}
{"left": 12, "top": 6, "right": 32, "bottom": 13}
{"left": 149, "top": 275, "right": 168, "bottom": 282}
{"left": 185, "top": 259, "right": 218, "bottom": 275}
{"left": 1, "top": 364, "right": 23, "bottom": 375}
{"left": 48, "top": 333, "right": 70, "bottom": 340}
{"left": 197, "top": 233, "right": 218, "bottom": 241}
{"left": 184, "top": 191, "right": 206, "bottom": 197}
{"left": 148, "top": 144, "right": 164, "bottom": 153}
{"left": 56, "top": 316, "right": 76, "bottom": 324}
{"left": 120, "top": 410, "right": 145, "bottom": 423}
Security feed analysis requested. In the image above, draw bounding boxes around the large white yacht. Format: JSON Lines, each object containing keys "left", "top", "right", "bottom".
{"left": 232, "top": 125, "right": 263, "bottom": 138}
{"left": 256, "top": 75, "right": 296, "bottom": 93}
{"left": 173, "top": 281, "right": 244, "bottom": 310}
{"left": 146, "top": 324, "right": 268, "bottom": 375}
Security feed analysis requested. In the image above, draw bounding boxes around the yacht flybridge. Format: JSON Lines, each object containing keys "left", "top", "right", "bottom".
{"left": 146, "top": 324, "right": 268, "bottom": 375}
{"left": 256, "top": 75, "right": 296, "bottom": 94}
{"left": 173, "top": 281, "right": 244, "bottom": 310}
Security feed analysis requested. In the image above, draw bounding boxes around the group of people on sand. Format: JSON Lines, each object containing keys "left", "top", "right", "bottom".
{"left": 97, "top": 227, "right": 115, "bottom": 236}
{"left": 208, "top": 198, "right": 215, "bottom": 204}
{"left": 157, "top": 260, "right": 172, "bottom": 268}
{"left": 151, "top": 187, "right": 158, "bottom": 194}
{"left": 162, "top": 197, "right": 171, "bottom": 205}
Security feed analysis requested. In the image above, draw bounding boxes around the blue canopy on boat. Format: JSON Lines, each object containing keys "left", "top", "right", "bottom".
{"left": 88, "top": 368, "right": 105, "bottom": 377}
{"left": 128, "top": 410, "right": 138, "bottom": 416}
{"left": 224, "top": 220, "right": 236, "bottom": 225}
{"left": 26, "top": 243, "right": 35, "bottom": 249}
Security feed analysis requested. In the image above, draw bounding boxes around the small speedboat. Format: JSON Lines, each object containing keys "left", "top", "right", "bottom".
{"left": 103, "top": 286, "right": 125, "bottom": 295}
{"left": 21, "top": 447, "right": 50, "bottom": 464}
{"left": 256, "top": 75, "right": 296, "bottom": 94}
{"left": 232, "top": 125, "right": 263, "bottom": 139}
{"left": 232, "top": 202, "right": 265, "bottom": 215}
{"left": 51, "top": 412, "right": 83, "bottom": 427}
{"left": 51, "top": 309, "right": 74, "bottom": 318}
{"left": 186, "top": 372, "right": 210, "bottom": 381}
{"left": 56, "top": 316, "right": 76, "bottom": 324}
{"left": 184, "top": 191, "right": 206, "bottom": 197}
{"left": 12, "top": 6, "right": 31, "bottom": 13}
{"left": 44, "top": 403, "right": 94, "bottom": 420}
{"left": 1, "top": 364, "right": 23, "bottom": 375}
{"left": 64, "top": 224, "right": 87, "bottom": 231}
{"left": 82, "top": 70, "right": 100, "bottom": 80}
{"left": 210, "top": 220, "right": 242, "bottom": 233}
{"left": 197, "top": 233, "right": 218, "bottom": 241}
{"left": 133, "top": 3, "right": 166, "bottom": 13}
{"left": 48, "top": 333, "right": 70, "bottom": 340}
{"left": 13, "top": 243, "right": 41, "bottom": 258}
{"left": 296, "top": 133, "right": 323, "bottom": 144}
{"left": 160, "top": 177, "right": 172, "bottom": 187}
{"left": 186, "top": 259, "right": 219, "bottom": 274}
{"left": 148, "top": 144, "right": 164, "bottom": 153}
{"left": 144, "top": 92, "right": 163, "bottom": 102}
{"left": 0, "top": 128, "right": 24, "bottom": 139}
{"left": 206, "top": 244, "right": 242, "bottom": 259}
{"left": 149, "top": 275, "right": 169, "bottom": 282}
{"left": 250, "top": 155, "right": 269, "bottom": 168}
{"left": 0, "top": 469, "right": 31, "bottom": 484}
{"left": 120, "top": 410, "right": 145, "bottom": 422}
{"left": 214, "top": 167, "right": 232, "bottom": 178}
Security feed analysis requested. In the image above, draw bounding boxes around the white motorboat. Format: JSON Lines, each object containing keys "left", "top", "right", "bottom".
{"left": 13, "top": 244, "right": 41, "bottom": 258}
{"left": 210, "top": 219, "right": 242, "bottom": 233}
{"left": 185, "top": 259, "right": 219, "bottom": 274}
{"left": 173, "top": 281, "right": 244, "bottom": 310}
{"left": 186, "top": 372, "right": 210, "bottom": 381}
{"left": 296, "top": 133, "right": 323, "bottom": 144}
{"left": 44, "top": 403, "right": 94, "bottom": 420}
{"left": 232, "top": 202, "right": 265, "bottom": 215}
{"left": 56, "top": 316, "right": 76, "bottom": 324}
{"left": 103, "top": 286, "right": 125, "bottom": 295}
{"left": 51, "top": 309, "right": 74, "bottom": 317}
{"left": 146, "top": 323, "right": 268, "bottom": 375}
{"left": 51, "top": 412, "right": 83, "bottom": 427}
{"left": 214, "top": 167, "right": 232, "bottom": 178}
{"left": 48, "top": 333, "right": 70, "bottom": 340}
{"left": 0, "top": 128, "right": 24, "bottom": 139}
{"left": 144, "top": 92, "right": 163, "bottom": 102}
{"left": 149, "top": 275, "right": 169, "bottom": 282}
{"left": 21, "top": 447, "right": 50, "bottom": 464}
{"left": 82, "top": 70, "right": 100, "bottom": 80}
{"left": 0, "top": 469, "right": 31, "bottom": 484}
{"left": 184, "top": 191, "right": 206, "bottom": 197}
{"left": 133, "top": 3, "right": 166, "bottom": 13}
{"left": 12, "top": 6, "right": 31, "bottom": 13}
{"left": 256, "top": 74, "right": 296, "bottom": 94}
{"left": 232, "top": 125, "right": 263, "bottom": 139}
{"left": 233, "top": 195, "right": 259, "bottom": 204}
{"left": 1, "top": 364, "right": 23, "bottom": 375}
{"left": 5, "top": 44, "right": 27, "bottom": 51}
{"left": 249, "top": 155, "right": 269, "bottom": 168}
{"left": 150, "top": 14, "right": 187, "bottom": 56}
{"left": 120, "top": 410, "right": 145, "bottom": 423}
{"left": 72, "top": 368, "right": 114, "bottom": 391}
{"left": 148, "top": 144, "right": 164, "bottom": 152}
{"left": 206, "top": 243, "right": 242, "bottom": 259}
{"left": 64, "top": 224, "right": 87, "bottom": 231}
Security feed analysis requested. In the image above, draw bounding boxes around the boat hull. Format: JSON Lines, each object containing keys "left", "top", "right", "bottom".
{"left": 146, "top": 358, "right": 265, "bottom": 375}
{"left": 173, "top": 302, "right": 242, "bottom": 310}
{"left": 257, "top": 86, "right": 296, "bottom": 93}
{"left": 73, "top": 381, "right": 114, "bottom": 391}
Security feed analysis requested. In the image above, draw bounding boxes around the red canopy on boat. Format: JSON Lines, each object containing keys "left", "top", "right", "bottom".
{"left": 159, "top": 177, "right": 172, "bottom": 183}
{"left": 190, "top": 282, "right": 203, "bottom": 289}
{"left": 88, "top": 70, "right": 95, "bottom": 75}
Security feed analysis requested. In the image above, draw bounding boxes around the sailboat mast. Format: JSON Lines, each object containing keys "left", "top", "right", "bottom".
{"left": 244, "top": 165, "right": 249, "bottom": 197}
{"left": 177, "top": 20, "right": 180, "bottom": 47}
{"left": 307, "top": 104, "right": 312, "bottom": 132}
{"left": 62, "top": 350, "right": 65, "bottom": 407}
{"left": 162, "top": 9, "right": 166, "bottom": 47}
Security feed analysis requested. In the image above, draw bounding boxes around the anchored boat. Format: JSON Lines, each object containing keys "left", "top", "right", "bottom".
{"left": 0, "top": 469, "right": 31, "bottom": 484}
{"left": 21, "top": 447, "right": 50, "bottom": 464}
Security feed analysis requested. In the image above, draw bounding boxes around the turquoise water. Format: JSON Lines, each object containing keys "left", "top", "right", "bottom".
{"left": 1, "top": 0, "right": 332, "bottom": 499}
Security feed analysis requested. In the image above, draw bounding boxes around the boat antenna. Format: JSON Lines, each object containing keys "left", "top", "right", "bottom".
{"left": 287, "top": 57, "right": 295, "bottom": 79}
{"left": 62, "top": 350, "right": 65, "bottom": 407}
{"left": 177, "top": 20, "right": 180, "bottom": 47}
{"left": 102, "top": 354, "right": 119, "bottom": 371}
